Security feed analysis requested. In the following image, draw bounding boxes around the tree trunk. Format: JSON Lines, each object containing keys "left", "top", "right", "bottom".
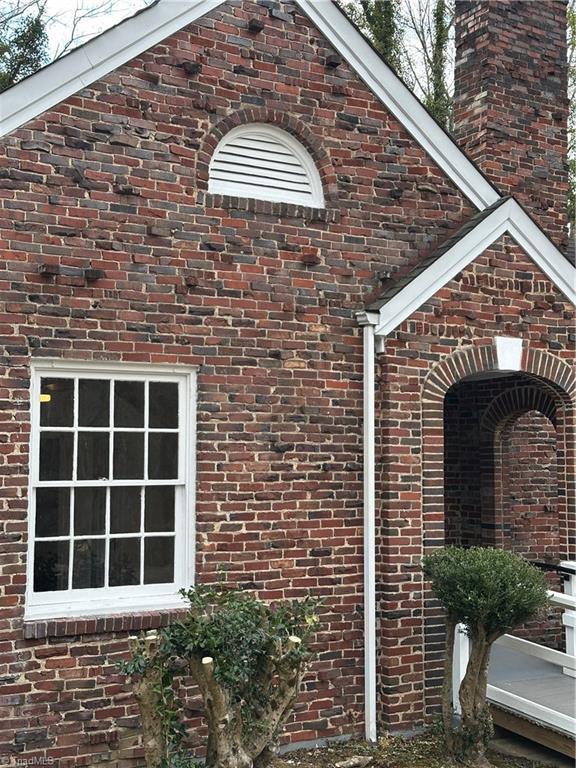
{"left": 452, "top": 630, "right": 495, "bottom": 767}
{"left": 253, "top": 747, "right": 275, "bottom": 768}
{"left": 188, "top": 644, "right": 306, "bottom": 768}
{"left": 188, "top": 656, "right": 252, "bottom": 768}
{"left": 128, "top": 634, "right": 166, "bottom": 768}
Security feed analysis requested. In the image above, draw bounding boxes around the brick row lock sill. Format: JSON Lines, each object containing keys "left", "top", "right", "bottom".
{"left": 23, "top": 608, "right": 188, "bottom": 640}
{"left": 202, "top": 192, "right": 340, "bottom": 223}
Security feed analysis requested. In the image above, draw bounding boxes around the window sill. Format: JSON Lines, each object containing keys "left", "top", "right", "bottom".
{"left": 23, "top": 606, "right": 187, "bottom": 639}
{"left": 201, "top": 192, "right": 340, "bottom": 223}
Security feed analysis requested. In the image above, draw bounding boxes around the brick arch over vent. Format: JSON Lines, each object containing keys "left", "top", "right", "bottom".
{"left": 196, "top": 108, "right": 339, "bottom": 201}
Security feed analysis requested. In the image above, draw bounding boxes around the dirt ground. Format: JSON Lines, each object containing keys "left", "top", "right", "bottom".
{"left": 272, "top": 732, "right": 564, "bottom": 768}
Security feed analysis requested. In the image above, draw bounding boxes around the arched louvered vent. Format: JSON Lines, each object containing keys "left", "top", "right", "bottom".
{"left": 209, "top": 124, "right": 324, "bottom": 207}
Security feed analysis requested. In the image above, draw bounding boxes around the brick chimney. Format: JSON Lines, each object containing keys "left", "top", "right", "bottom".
{"left": 453, "top": 0, "right": 569, "bottom": 249}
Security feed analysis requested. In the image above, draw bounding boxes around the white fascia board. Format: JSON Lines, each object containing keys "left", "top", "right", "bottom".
{"left": 374, "top": 199, "right": 576, "bottom": 337}
{"left": 374, "top": 200, "right": 512, "bottom": 336}
{"left": 296, "top": 0, "right": 500, "bottom": 211}
{"left": 0, "top": 0, "right": 226, "bottom": 138}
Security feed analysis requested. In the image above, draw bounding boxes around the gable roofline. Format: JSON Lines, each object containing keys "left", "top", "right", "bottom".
{"left": 370, "top": 197, "right": 576, "bottom": 337}
{"left": 0, "top": 0, "right": 226, "bottom": 140}
{"left": 299, "top": 0, "right": 500, "bottom": 210}
{"left": 0, "top": 0, "right": 501, "bottom": 211}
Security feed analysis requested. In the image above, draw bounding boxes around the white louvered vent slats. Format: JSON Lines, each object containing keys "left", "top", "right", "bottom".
{"left": 211, "top": 164, "right": 309, "bottom": 189}
{"left": 218, "top": 144, "right": 305, "bottom": 169}
{"left": 209, "top": 124, "right": 324, "bottom": 208}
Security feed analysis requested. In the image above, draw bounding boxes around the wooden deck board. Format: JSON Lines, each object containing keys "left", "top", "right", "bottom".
{"left": 488, "top": 644, "right": 576, "bottom": 734}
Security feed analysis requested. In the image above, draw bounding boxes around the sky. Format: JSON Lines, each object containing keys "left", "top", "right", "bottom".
{"left": 42, "top": 0, "right": 151, "bottom": 59}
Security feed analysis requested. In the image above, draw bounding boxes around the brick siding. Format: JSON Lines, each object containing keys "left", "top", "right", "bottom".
{"left": 377, "top": 238, "right": 574, "bottom": 722}
{"left": 0, "top": 0, "right": 573, "bottom": 763}
{"left": 454, "top": 0, "right": 569, "bottom": 249}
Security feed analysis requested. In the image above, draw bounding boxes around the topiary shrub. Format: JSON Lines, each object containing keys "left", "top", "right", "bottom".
{"left": 120, "top": 584, "right": 320, "bottom": 768}
{"left": 423, "top": 547, "right": 549, "bottom": 768}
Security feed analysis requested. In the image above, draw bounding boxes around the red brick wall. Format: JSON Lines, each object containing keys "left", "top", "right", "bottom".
{"left": 453, "top": 0, "right": 569, "bottom": 249}
{"left": 498, "top": 410, "right": 564, "bottom": 648}
{"left": 0, "top": 0, "right": 573, "bottom": 760}
{"left": 0, "top": 0, "right": 475, "bottom": 762}
{"left": 377, "top": 237, "right": 575, "bottom": 722}
{"left": 499, "top": 411, "right": 559, "bottom": 559}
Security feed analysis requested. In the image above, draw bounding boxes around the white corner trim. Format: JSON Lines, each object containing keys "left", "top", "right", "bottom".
{"left": 495, "top": 336, "right": 523, "bottom": 371}
{"left": 0, "top": 0, "right": 226, "bottom": 138}
{"left": 296, "top": 0, "right": 499, "bottom": 211}
{"left": 374, "top": 198, "right": 576, "bottom": 337}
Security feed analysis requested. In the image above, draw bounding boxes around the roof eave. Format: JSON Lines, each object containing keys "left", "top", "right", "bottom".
{"left": 371, "top": 198, "right": 576, "bottom": 337}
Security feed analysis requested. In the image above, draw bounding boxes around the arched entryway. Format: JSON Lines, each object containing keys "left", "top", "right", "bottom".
{"left": 444, "top": 374, "right": 564, "bottom": 647}
{"left": 445, "top": 377, "right": 559, "bottom": 554}
{"left": 420, "top": 342, "right": 575, "bottom": 717}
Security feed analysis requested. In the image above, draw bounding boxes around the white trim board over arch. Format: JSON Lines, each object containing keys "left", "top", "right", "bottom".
{"left": 0, "top": 0, "right": 498, "bottom": 210}
{"left": 370, "top": 197, "right": 576, "bottom": 337}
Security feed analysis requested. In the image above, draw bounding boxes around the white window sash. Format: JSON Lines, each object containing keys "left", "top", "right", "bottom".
{"left": 26, "top": 360, "right": 197, "bottom": 620}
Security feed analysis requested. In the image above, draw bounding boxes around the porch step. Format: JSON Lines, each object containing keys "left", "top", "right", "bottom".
{"left": 490, "top": 707, "right": 576, "bottom": 761}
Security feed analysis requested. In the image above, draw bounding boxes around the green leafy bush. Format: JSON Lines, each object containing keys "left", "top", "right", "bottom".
{"left": 423, "top": 547, "right": 548, "bottom": 767}
{"left": 121, "top": 584, "right": 320, "bottom": 768}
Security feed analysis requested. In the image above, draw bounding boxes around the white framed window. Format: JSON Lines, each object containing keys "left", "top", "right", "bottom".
{"left": 208, "top": 123, "right": 325, "bottom": 208}
{"left": 25, "top": 361, "right": 196, "bottom": 620}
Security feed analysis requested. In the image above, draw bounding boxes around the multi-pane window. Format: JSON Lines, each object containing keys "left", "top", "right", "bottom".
{"left": 26, "top": 363, "right": 195, "bottom": 620}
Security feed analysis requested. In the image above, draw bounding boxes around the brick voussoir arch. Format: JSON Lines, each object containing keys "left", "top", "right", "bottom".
{"left": 481, "top": 387, "right": 558, "bottom": 432}
{"left": 196, "top": 108, "right": 339, "bottom": 199}
{"left": 422, "top": 343, "right": 496, "bottom": 402}
{"left": 422, "top": 342, "right": 575, "bottom": 403}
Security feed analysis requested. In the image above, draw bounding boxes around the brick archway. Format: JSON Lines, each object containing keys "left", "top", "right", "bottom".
{"left": 422, "top": 343, "right": 575, "bottom": 555}
{"left": 420, "top": 341, "right": 575, "bottom": 718}
{"left": 481, "top": 386, "right": 558, "bottom": 432}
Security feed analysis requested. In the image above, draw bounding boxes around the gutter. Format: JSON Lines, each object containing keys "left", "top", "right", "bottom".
{"left": 356, "top": 311, "right": 380, "bottom": 742}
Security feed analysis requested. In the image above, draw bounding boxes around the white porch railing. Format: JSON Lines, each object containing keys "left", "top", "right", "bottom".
{"left": 452, "top": 561, "right": 576, "bottom": 737}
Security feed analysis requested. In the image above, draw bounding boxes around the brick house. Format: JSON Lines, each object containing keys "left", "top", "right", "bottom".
{"left": 0, "top": 0, "right": 574, "bottom": 763}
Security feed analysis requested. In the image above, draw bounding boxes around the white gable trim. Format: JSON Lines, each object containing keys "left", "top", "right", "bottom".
{"left": 0, "top": 0, "right": 226, "bottom": 139}
{"left": 0, "top": 0, "right": 499, "bottom": 211}
{"left": 297, "top": 0, "right": 499, "bottom": 210}
{"left": 374, "top": 198, "right": 576, "bottom": 337}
